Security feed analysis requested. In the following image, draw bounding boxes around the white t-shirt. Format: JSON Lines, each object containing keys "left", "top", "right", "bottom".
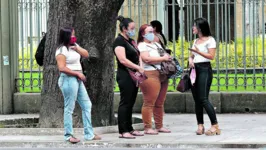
{"left": 192, "top": 37, "right": 216, "bottom": 63}
{"left": 55, "top": 45, "right": 82, "bottom": 71}
{"left": 138, "top": 42, "right": 162, "bottom": 71}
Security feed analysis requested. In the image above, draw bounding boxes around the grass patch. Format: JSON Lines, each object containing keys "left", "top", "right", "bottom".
{"left": 17, "top": 72, "right": 43, "bottom": 93}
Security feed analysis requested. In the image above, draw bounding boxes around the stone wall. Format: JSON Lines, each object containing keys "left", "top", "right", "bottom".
{"left": 14, "top": 92, "right": 266, "bottom": 114}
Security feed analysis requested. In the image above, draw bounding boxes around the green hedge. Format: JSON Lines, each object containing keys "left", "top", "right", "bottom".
{"left": 168, "top": 37, "right": 266, "bottom": 68}
{"left": 19, "top": 37, "right": 266, "bottom": 70}
{"left": 19, "top": 46, "right": 39, "bottom": 69}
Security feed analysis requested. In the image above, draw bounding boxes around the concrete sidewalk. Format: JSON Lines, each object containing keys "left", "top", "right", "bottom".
{"left": 0, "top": 114, "right": 266, "bottom": 149}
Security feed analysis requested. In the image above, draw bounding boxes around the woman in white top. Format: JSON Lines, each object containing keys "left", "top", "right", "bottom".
{"left": 55, "top": 27, "right": 101, "bottom": 143}
{"left": 137, "top": 24, "right": 172, "bottom": 135}
{"left": 189, "top": 18, "right": 221, "bottom": 136}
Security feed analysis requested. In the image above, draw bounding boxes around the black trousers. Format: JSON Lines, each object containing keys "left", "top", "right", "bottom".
{"left": 191, "top": 62, "right": 218, "bottom": 125}
{"left": 117, "top": 68, "right": 138, "bottom": 134}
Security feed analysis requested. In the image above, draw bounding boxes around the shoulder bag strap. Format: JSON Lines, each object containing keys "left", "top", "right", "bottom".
{"left": 124, "top": 39, "right": 140, "bottom": 56}
{"left": 123, "top": 39, "right": 140, "bottom": 71}
{"left": 144, "top": 43, "right": 163, "bottom": 71}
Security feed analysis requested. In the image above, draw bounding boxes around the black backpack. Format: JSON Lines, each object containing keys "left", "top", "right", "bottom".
{"left": 35, "top": 32, "right": 46, "bottom": 66}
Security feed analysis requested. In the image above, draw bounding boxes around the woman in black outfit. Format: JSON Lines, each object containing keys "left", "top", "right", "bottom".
{"left": 189, "top": 18, "right": 221, "bottom": 136}
{"left": 113, "top": 16, "right": 144, "bottom": 139}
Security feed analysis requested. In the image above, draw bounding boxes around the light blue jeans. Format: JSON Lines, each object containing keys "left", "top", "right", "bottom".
{"left": 58, "top": 73, "right": 94, "bottom": 141}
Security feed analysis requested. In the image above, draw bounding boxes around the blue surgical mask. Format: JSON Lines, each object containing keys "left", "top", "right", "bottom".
{"left": 143, "top": 33, "right": 155, "bottom": 42}
{"left": 126, "top": 29, "right": 135, "bottom": 38}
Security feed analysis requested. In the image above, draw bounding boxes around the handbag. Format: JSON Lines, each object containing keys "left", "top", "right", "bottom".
{"left": 155, "top": 38, "right": 182, "bottom": 78}
{"left": 169, "top": 58, "right": 183, "bottom": 79}
{"left": 148, "top": 43, "right": 178, "bottom": 78}
{"left": 123, "top": 39, "right": 148, "bottom": 86}
{"left": 176, "top": 62, "right": 191, "bottom": 92}
{"left": 127, "top": 69, "right": 148, "bottom": 87}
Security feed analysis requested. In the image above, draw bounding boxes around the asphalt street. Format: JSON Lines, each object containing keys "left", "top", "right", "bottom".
{"left": 0, "top": 148, "right": 266, "bottom": 150}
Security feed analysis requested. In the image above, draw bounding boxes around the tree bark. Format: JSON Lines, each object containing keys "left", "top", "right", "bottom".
{"left": 39, "top": 0, "right": 124, "bottom": 128}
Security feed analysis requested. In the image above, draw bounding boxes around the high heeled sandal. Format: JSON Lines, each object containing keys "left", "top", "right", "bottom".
{"left": 205, "top": 125, "right": 221, "bottom": 136}
{"left": 196, "top": 127, "right": 205, "bottom": 135}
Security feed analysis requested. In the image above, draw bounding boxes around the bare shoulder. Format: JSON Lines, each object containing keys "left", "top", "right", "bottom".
{"left": 154, "top": 35, "right": 160, "bottom": 43}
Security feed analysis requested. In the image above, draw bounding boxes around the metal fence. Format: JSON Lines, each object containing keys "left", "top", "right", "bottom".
{"left": 174, "top": 0, "right": 266, "bottom": 91}
{"left": 17, "top": 0, "right": 48, "bottom": 92}
{"left": 16, "top": 0, "right": 266, "bottom": 92}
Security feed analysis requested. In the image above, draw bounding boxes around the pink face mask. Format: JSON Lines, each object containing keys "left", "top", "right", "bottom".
{"left": 190, "top": 68, "right": 196, "bottom": 86}
{"left": 70, "top": 36, "right": 77, "bottom": 45}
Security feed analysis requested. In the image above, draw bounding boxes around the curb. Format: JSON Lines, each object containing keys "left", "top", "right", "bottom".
{"left": 0, "top": 142, "right": 265, "bottom": 148}
{"left": 0, "top": 123, "right": 144, "bottom": 136}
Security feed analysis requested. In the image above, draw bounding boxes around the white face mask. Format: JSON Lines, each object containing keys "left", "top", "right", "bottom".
{"left": 143, "top": 33, "right": 155, "bottom": 42}
{"left": 126, "top": 29, "right": 136, "bottom": 38}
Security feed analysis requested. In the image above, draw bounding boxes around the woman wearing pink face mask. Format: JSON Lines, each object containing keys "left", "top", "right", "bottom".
{"left": 55, "top": 27, "right": 101, "bottom": 143}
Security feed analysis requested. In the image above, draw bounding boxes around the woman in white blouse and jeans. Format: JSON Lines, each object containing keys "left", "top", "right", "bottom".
{"left": 189, "top": 18, "right": 221, "bottom": 136}
{"left": 56, "top": 27, "right": 101, "bottom": 143}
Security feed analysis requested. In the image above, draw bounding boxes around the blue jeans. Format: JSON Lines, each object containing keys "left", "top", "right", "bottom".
{"left": 58, "top": 73, "right": 94, "bottom": 141}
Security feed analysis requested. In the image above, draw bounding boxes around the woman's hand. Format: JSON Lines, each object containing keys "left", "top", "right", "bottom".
{"left": 162, "top": 54, "right": 172, "bottom": 62}
{"left": 76, "top": 72, "right": 86, "bottom": 82}
{"left": 70, "top": 46, "right": 77, "bottom": 50}
{"left": 189, "top": 45, "right": 199, "bottom": 54}
{"left": 70, "top": 44, "right": 78, "bottom": 51}
{"left": 137, "top": 66, "right": 144, "bottom": 74}
{"left": 70, "top": 45, "right": 89, "bottom": 58}
{"left": 189, "top": 45, "right": 216, "bottom": 60}
{"left": 189, "top": 57, "right": 195, "bottom": 68}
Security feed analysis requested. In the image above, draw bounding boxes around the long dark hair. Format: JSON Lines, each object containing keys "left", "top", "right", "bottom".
{"left": 116, "top": 15, "right": 134, "bottom": 32}
{"left": 58, "top": 27, "right": 73, "bottom": 48}
{"left": 194, "top": 18, "right": 211, "bottom": 36}
{"left": 150, "top": 20, "right": 167, "bottom": 45}
{"left": 137, "top": 24, "right": 150, "bottom": 44}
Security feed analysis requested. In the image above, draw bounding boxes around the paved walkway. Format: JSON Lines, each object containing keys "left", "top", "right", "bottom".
{"left": 0, "top": 114, "right": 266, "bottom": 149}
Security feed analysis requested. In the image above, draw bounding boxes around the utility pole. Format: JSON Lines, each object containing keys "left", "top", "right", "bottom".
{"left": 0, "top": 0, "right": 18, "bottom": 114}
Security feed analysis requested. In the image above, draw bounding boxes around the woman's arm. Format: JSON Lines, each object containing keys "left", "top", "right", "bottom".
{"left": 190, "top": 45, "right": 216, "bottom": 60}
{"left": 114, "top": 46, "right": 142, "bottom": 71}
{"left": 140, "top": 51, "right": 169, "bottom": 64}
{"left": 189, "top": 53, "right": 195, "bottom": 68}
{"left": 71, "top": 45, "right": 89, "bottom": 58}
{"left": 56, "top": 55, "right": 86, "bottom": 81}
{"left": 139, "top": 56, "right": 143, "bottom": 68}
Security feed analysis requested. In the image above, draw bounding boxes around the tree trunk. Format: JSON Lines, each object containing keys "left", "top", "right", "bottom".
{"left": 39, "top": 0, "right": 124, "bottom": 128}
